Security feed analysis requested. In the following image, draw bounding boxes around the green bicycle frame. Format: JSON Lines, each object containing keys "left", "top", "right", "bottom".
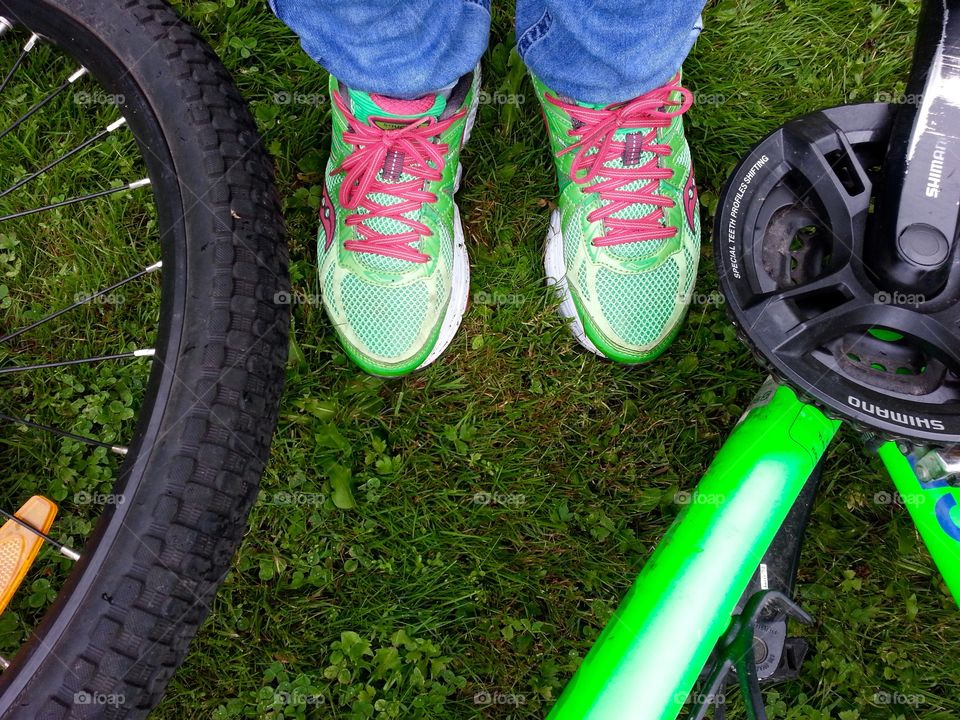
{"left": 549, "top": 381, "right": 839, "bottom": 720}
{"left": 880, "top": 443, "right": 960, "bottom": 599}
{"left": 550, "top": 380, "right": 960, "bottom": 720}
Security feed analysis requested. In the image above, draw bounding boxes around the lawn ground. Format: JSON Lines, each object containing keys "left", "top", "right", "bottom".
{"left": 151, "top": 1, "right": 960, "bottom": 718}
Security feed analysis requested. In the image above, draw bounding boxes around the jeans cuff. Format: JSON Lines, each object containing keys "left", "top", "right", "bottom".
{"left": 516, "top": 8, "right": 553, "bottom": 59}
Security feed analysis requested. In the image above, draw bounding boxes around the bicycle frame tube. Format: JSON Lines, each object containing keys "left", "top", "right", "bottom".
{"left": 879, "top": 442, "right": 960, "bottom": 603}
{"left": 548, "top": 381, "right": 840, "bottom": 720}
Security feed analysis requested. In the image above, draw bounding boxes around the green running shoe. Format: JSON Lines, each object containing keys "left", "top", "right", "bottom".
{"left": 534, "top": 73, "right": 700, "bottom": 364}
{"left": 318, "top": 70, "right": 479, "bottom": 376}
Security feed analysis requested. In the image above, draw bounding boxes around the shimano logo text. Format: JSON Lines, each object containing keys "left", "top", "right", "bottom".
{"left": 848, "top": 395, "right": 945, "bottom": 431}
{"left": 925, "top": 138, "right": 949, "bottom": 199}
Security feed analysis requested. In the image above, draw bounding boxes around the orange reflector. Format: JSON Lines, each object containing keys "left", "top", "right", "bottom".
{"left": 0, "top": 496, "right": 57, "bottom": 615}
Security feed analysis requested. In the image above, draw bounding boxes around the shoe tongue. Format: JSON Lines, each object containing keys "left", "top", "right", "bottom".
{"left": 342, "top": 88, "right": 449, "bottom": 274}
{"left": 347, "top": 87, "right": 446, "bottom": 129}
{"left": 566, "top": 96, "right": 647, "bottom": 161}
{"left": 621, "top": 132, "right": 645, "bottom": 166}
{"left": 564, "top": 98, "right": 664, "bottom": 261}
{"left": 574, "top": 98, "right": 608, "bottom": 111}
{"left": 347, "top": 89, "right": 449, "bottom": 180}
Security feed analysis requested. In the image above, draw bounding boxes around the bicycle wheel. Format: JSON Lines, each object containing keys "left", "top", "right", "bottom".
{"left": 0, "top": 0, "right": 289, "bottom": 717}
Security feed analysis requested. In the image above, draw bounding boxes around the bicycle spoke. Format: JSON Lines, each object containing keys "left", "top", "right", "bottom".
{"left": 0, "top": 348, "right": 154, "bottom": 375}
{"left": 0, "top": 509, "right": 79, "bottom": 561}
{"left": 0, "top": 66, "right": 87, "bottom": 145}
{"left": 0, "top": 32, "right": 155, "bottom": 598}
{"left": 0, "top": 7, "right": 270, "bottom": 685}
{"left": 0, "top": 412, "right": 127, "bottom": 455}
{"left": 0, "top": 259, "right": 161, "bottom": 345}
{"left": 0, "top": 176, "right": 150, "bottom": 223}
{"left": 0, "top": 117, "right": 128, "bottom": 199}
{"left": 0, "top": 29, "right": 37, "bottom": 98}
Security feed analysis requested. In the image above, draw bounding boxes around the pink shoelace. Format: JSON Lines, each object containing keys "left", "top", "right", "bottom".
{"left": 333, "top": 91, "right": 465, "bottom": 263}
{"left": 546, "top": 75, "right": 693, "bottom": 247}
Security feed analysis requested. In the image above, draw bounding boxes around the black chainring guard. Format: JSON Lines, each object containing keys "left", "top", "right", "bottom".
{"left": 714, "top": 102, "right": 960, "bottom": 443}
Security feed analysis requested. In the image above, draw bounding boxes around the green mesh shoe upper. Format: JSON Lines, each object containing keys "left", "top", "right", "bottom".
{"left": 318, "top": 73, "right": 477, "bottom": 376}
{"left": 534, "top": 73, "right": 701, "bottom": 363}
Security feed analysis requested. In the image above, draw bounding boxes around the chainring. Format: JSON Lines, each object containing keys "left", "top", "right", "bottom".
{"left": 714, "top": 103, "right": 960, "bottom": 444}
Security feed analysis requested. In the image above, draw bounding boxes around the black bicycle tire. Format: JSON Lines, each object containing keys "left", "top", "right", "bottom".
{"left": 0, "top": 0, "right": 289, "bottom": 717}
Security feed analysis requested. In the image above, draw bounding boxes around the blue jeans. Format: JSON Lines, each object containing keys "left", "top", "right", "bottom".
{"left": 269, "top": 0, "right": 705, "bottom": 105}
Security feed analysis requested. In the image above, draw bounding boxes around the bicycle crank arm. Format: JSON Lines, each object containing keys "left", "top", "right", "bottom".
{"left": 547, "top": 380, "right": 839, "bottom": 720}
{"left": 870, "top": 0, "right": 960, "bottom": 296}
{"left": 879, "top": 442, "right": 960, "bottom": 603}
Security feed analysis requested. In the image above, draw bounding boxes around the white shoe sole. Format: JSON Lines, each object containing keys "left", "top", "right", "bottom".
{"left": 419, "top": 206, "right": 470, "bottom": 369}
{"left": 543, "top": 208, "right": 604, "bottom": 357}
{"left": 416, "top": 68, "right": 480, "bottom": 371}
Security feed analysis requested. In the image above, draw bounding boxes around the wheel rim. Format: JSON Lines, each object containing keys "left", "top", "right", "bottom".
{"left": 0, "top": 7, "right": 189, "bottom": 701}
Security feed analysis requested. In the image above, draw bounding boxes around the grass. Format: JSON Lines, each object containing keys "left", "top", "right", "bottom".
{"left": 0, "top": 34, "right": 157, "bottom": 644}
{"left": 2, "top": 0, "right": 959, "bottom": 718}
